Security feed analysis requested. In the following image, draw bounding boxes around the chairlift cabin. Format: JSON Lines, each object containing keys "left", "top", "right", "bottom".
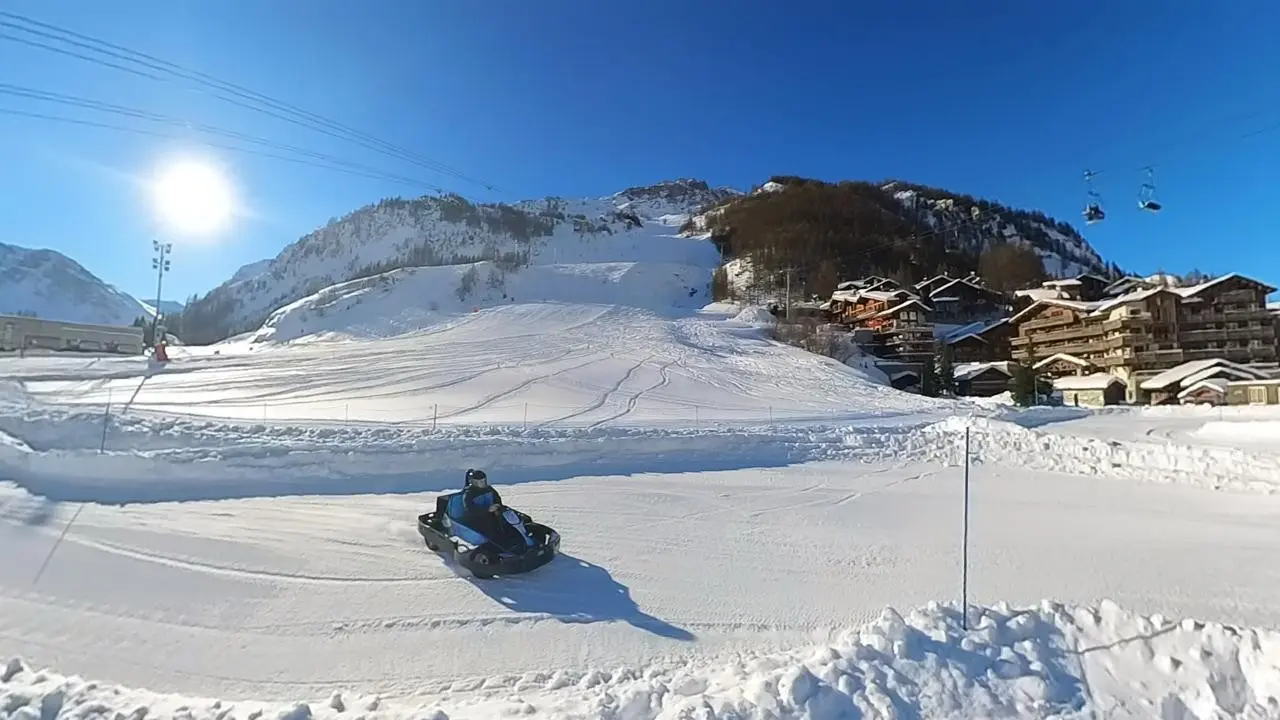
{"left": 1138, "top": 167, "right": 1162, "bottom": 212}
{"left": 1082, "top": 170, "right": 1105, "bottom": 224}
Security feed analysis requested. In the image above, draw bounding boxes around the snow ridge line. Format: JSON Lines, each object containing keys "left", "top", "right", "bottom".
{"left": 4, "top": 599, "right": 1278, "bottom": 720}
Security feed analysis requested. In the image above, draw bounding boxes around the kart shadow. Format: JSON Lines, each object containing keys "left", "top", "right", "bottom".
{"left": 471, "top": 552, "right": 694, "bottom": 642}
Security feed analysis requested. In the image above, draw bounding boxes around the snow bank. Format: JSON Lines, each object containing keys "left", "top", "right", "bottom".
{"left": 4, "top": 599, "right": 1277, "bottom": 720}
{"left": 933, "top": 416, "right": 1280, "bottom": 493}
{"left": 1195, "top": 420, "right": 1280, "bottom": 445}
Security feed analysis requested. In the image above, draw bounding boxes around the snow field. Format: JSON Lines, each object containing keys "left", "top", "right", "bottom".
{"left": 0, "top": 302, "right": 942, "bottom": 429}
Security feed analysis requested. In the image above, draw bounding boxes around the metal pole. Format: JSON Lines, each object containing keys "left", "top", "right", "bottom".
{"left": 150, "top": 241, "right": 171, "bottom": 346}
{"left": 99, "top": 386, "right": 112, "bottom": 454}
{"left": 961, "top": 423, "right": 971, "bottom": 630}
{"left": 785, "top": 268, "right": 792, "bottom": 322}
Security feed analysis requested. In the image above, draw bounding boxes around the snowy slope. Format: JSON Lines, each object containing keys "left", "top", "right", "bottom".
{"left": 0, "top": 242, "right": 156, "bottom": 325}
{"left": 181, "top": 179, "right": 736, "bottom": 343}
{"left": 249, "top": 261, "right": 713, "bottom": 343}
{"left": 2, "top": 301, "right": 941, "bottom": 427}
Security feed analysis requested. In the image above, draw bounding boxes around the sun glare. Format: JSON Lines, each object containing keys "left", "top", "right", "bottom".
{"left": 151, "top": 159, "right": 235, "bottom": 236}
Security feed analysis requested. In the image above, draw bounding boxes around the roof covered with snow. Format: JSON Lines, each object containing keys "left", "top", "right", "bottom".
{"left": 1053, "top": 373, "right": 1124, "bottom": 391}
{"left": 1033, "top": 352, "right": 1092, "bottom": 370}
{"left": 1138, "top": 358, "right": 1269, "bottom": 391}
{"left": 1177, "top": 377, "right": 1230, "bottom": 398}
{"left": 954, "top": 361, "right": 1014, "bottom": 382}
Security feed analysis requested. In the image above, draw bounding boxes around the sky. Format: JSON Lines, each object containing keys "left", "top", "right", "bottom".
{"left": 0, "top": 0, "right": 1278, "bottom": 304}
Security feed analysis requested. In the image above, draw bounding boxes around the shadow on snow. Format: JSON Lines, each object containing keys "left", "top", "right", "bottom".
{"left": 468, "top": 552, "right": 694, "bottom": 642}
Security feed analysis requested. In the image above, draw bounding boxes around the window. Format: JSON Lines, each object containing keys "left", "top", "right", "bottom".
{"left": 1248, "top": 386, "right": 1268, "bottom": 404}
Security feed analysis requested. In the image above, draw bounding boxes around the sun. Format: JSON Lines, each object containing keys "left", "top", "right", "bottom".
{"left": 151, "top": 159, "right": 235, "bottom": 236}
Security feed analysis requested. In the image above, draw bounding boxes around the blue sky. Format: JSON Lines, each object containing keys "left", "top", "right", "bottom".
{"left": 1, "top": 0, "right": 1277, "bottom": 303}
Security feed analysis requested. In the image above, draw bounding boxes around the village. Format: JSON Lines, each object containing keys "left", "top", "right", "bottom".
{"left": 784, "top": 270, "right": 1280, "bottom": 407}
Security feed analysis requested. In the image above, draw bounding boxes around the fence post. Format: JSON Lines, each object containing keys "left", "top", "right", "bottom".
{"left": 432, "top": 404, "right": 438, "bottom": 431}
{"left": 961, "top": 423, "right": 971, "bottom": 630}
{"left": 345, "top": 404, "right": 349, "bottom": 423}
{"left": 98, "top": 386, "right": 112, "bottom": 454}
{"left": 523, "top": 403, "right": 528, "bottom": 430}
{"left": 768, "top": 406, "right": 773, "bottom": 425}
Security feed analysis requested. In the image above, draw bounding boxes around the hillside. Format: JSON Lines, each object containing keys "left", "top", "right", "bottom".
{"left": 698, "top": 177, "right": 1113, "bottom": 301}
{"left": 0, "top": 241, "right": 157, "bottom": 325}
{"left": 179, "top": 179, "right": 737, "bottom": 344}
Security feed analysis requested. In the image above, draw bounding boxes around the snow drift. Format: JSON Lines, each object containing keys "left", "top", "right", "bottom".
{"left": 3, "top": 599, "right": 1277, "bottom": 720}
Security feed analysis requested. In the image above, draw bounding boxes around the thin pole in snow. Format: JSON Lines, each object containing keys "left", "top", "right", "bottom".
{"left": 523, "top": 402, "right": 528, "bottom": 430}
{"left": 99, "top": 386, "right": 112, "bottom": 454}
{"left": 33, "top": 503, "right": 84, "bottom": 585}
{"left": 432, "top": 404, "right": 438, "bottom": 431}
{"left": 961, "top": 423, "right": 971, "bottom": 630}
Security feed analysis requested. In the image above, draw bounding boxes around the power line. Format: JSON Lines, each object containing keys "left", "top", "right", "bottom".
{"left": 0, "top": 83, "right": 452, "bottom": 193}
{"left": 0, "top": 106, "right": 465, "bottom": 193}
{"left": 0, "top": 10, "right": 501, "bottom": 193}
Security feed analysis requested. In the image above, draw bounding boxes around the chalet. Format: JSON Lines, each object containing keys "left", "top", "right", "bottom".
{"left": 1226, "top": 378, "right": 1280, "bottom": 405}
{"left": 1177, "top": 378, "right": 1229, "bottom": 405}
{"left": 942, "top": 319, "right": 1011, "bottom": 364}
{"left": 923, "top": 277, "right": 1010, "bottom": 324}
{"left": 826, "top": 288, "right": 917, "bottom": 325}
{"left": 1032, "top": 352, "right": 1095, "bottom": 378}
{"left": 1137, "top": 359, "right": 1271, "bottom": 405}
{"left": 953, "top": 361, "right": 1014, "bottom": 397}
{"left": 864, "top": 299, "right": 935, "bottom": 363}
{"left": 1053, "top": 373, "right": 1126, "bottom": 407}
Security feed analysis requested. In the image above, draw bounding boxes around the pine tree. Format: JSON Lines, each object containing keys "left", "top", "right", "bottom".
{"left": 920, "top": 355, "right": 940, "bottom": 397}
{"left": 937, "top": 344, "right": 956, "bottom": 396}
{"left": 1011, "top": 362, "right": 1038, "bottom": 406}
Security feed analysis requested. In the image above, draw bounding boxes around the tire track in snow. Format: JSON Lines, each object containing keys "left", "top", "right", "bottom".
{"left": 434, "top": 354, "right": 606, "bottom": 420}
{"left": 539, "top": 355, "right": 652, "bottom": 428}
{"left": 57, "top": 534, "right": 450, "bottom": 586}
{"left": 585, "top": 357, "right": 677, "bottom": 429}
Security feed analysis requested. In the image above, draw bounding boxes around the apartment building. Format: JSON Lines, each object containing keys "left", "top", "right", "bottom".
{"left": 1009, "top": 273, "right": 1277, "bottom": 401}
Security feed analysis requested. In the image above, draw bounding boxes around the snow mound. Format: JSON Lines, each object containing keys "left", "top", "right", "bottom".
{"left": 249, "top": 261, "right": 711, "bottom": 343}
{"left": 3, "top": 599, "right": 1277, "bottom": 720}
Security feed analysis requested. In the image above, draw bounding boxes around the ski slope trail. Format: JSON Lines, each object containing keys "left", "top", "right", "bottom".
{"left": 5, "top": 459, "right": 1280, "bottom": 703}
{"left": 1, "top": 303, "right": 944, "bottom": 427}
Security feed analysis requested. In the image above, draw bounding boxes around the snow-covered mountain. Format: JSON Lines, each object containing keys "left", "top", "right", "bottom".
{"left": 0, "top": 242, "right": 157, "bottom": 326}
{"left": 181, "top": 179, "right": 739, "bottom": 343}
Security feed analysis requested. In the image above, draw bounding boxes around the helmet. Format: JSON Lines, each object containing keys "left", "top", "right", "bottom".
{"left": 465, "top": 468, "right": 488, "bottom": 488}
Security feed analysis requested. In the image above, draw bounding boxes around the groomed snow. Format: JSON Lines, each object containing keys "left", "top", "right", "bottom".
{"left": 0, "top": 303, "right": 944, "bottom": 428}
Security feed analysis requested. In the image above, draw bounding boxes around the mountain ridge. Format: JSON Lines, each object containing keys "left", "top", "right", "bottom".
{"left": 0, "top": 241, "right": 170, "bottom": 326}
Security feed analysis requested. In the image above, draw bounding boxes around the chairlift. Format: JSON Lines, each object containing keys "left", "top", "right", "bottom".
{"left": 1082, "top": 170, "right": 1106, "bottom": 224}
{"left": 1137, "top": 167, "right": 1162, "bottom": 213}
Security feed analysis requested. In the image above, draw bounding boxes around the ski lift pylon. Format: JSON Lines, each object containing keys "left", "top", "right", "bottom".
{"left": 1082, "top": 169, "right": 1105, "bottom": 224}
{"left": 1138, "top": 166, "right": 1162, "bottom": 213}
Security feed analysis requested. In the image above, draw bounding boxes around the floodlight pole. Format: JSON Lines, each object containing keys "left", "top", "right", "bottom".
{"left": 151, "top": 240, "right": 172, "bottom": 347}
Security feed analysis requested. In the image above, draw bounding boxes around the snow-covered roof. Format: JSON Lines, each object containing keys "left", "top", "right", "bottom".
{"left": 1138, "top": 359, "right": 1267, "bottom": 391}
{"left": 1091, "top": 286, "right": 1174, "bottom": 313}
{"left": 1008, "top": 297, "right": 1094, "bottom": 324}
{"left": 1043, "top": 278, "right": 1082, "bottom": 288}
{"left": 1172, "top": 273, "right": 1277, "bottom": 298}
{"left": 1013, "top": 287, "right": 1066, "bottom": 301}
{"left": 942, "top": 318, "right": 1009, "bottom": 345}
{"left": 954, "top": 361, "right": 1014, "bottom": 382}
{"left": 872, "top": 298, "right": 933, "bottom": 319}
{"left": 1176, "top": 378, "right": 1230, "bottom": 399}
{"left": 1033, "top": 353, "right": 1092, "bottom": 370}
{"left": 1053, "top": 373, "right": 1124, "bottom": 391}
{"left": 1181, "top": 364, "right": 1267, "bottom": 388}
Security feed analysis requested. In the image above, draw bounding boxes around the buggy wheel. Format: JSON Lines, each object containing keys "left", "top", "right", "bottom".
{"left": 468, "top": 548, "right": 498, "bottom": 579}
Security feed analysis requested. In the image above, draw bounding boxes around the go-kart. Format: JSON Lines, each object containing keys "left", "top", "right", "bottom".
{"left": 417, "top": 491, "right": 560, "bottom": 579}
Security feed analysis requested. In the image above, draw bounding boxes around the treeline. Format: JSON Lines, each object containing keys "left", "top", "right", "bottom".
{"left": 705, "top": 177, "right": 1086, "bottom": 300}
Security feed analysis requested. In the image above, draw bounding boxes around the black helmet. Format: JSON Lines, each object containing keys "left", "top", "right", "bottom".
{"left": 465, "top": 468, "right": 488, "bottom": 487}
